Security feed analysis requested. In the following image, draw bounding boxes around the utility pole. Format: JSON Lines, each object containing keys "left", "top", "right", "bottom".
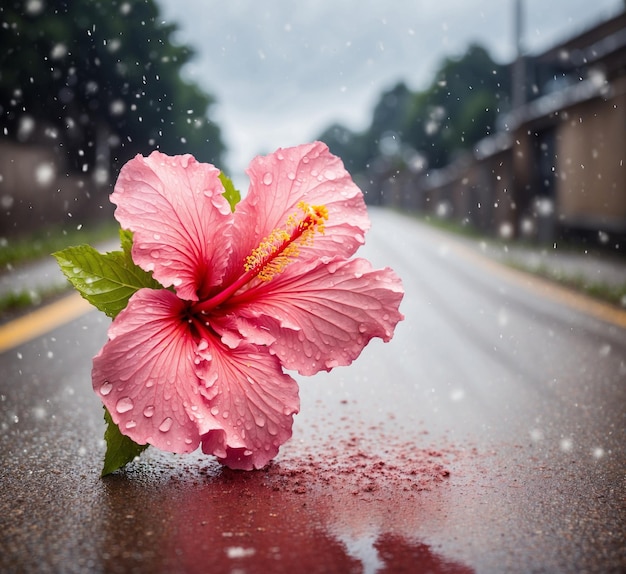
{"left": 512, "top": 0, "right": 526, "bottom": 109}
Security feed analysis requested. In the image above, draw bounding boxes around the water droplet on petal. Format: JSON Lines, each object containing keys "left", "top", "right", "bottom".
{"left": 116, "top": 397, "right": 134, "bottom": 413}
{"left": 287, "top": 171, "right": 296, "bottom": 181}
{"left": 143, "top": 405, "right": 155, "bottom": 418}
{"left": 262, "top": 172, "right": 273, "bottom": 185}
{"left": 210, "top": 406, "right": 219, "bottom": 416}
{"left": 243, "top": 450, "right": 253, "bottom": 456}
{"left": 159, "top": 417, "right": 173, "bottom": 432}
{"left": 358, "top": 324, "right": 367, "bottom": 333}
{"left": 184, "top": 438, "right": 193, "bottom": 445}
{"left": 100, "top": 381, "right": 113, "bottom": 396}
{"left": 125, "top": 420, "right": 137, "bottom": 429}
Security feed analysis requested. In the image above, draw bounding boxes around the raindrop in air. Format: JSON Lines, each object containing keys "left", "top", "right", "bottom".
{"left": 592, "top": 447, "right": 605, "bottom": 459}
{"left": 35, "top": 164, "right": 55, "bottom": 186}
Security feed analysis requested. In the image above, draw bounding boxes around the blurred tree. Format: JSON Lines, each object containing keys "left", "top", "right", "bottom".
{"left": 0, "top": 0, "right": 225, "bottom": 175}
{"left": 404, "top": 43, "right": 510, "bottom": 168}
{"left": 318, "top": 82, "right": 413, "bottom": 175}
{"left": 317, "top": 123, "right": 369, "bottom": 173}
{"left": 369, "top": 82, "right": 413, "bottom": 142}
{"left": 318, "top": 43, "right": 510, "bottom": 175}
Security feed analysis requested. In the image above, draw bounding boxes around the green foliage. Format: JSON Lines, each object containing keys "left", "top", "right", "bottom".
{"left": 317, "top": 123, "right": 369, "bottom": 173}
{"left": 52, "top": 242, "right": 160, "bottom": 319}
{"left": 404, "top": 43, "right": 510, "bottom": 168}
{"left": 102, "top": 408, "right": 148, "bottom": 476}
{"left": 369, "top": 82, "right": 413, "bottom": 141}
{"left": 119, "top": 228, "right": 134, "bottom": 256}
{"left": 317, "top": 43, "right": 510, "bottom": 174}
{"left": 219, "top": 172, "right": 242, "bottom": 212}
{"left": 0, "top": 221, "right": 118, "bottom": 268}
{"left": 0, "top": 0, "right": 225, "bottom": 171}
{"left": 0, "top": 290, "right": 43, "bottom": 316}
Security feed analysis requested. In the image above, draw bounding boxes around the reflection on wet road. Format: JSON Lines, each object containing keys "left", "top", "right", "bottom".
{"left": 98, "top": 452, "right": 472, "bottom": 573}
{"left": 1, "top": 208, "right": 624, "bottom": 572}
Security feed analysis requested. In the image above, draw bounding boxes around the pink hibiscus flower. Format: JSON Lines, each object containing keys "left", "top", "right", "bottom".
{"left": 92, "top": 142, "right": 404, "bottom": 470}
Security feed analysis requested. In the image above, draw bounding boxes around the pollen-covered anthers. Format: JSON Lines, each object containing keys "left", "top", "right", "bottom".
{"left": 245, "top": 201, "right": 329, "bottom": 281}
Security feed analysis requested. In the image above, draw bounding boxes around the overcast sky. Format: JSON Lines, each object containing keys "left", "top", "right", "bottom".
{"left": 155, "top": 0, "right": 623, "bottom": 179}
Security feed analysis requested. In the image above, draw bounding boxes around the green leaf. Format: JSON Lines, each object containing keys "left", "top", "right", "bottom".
{"left": 119, "top": 228, "right": 134, "bottom": 255}
{"left": 101, "top": 408, "right": 148, "bottom": 476}
{"left": 219, "top": 171, "right": 241, "bottom": 212}
{"left": 53, "top": 244, "right": 161, "bottom": 319}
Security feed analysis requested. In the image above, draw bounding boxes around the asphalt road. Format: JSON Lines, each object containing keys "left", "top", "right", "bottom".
{"left": 1, "top": 208, "right": 625, "bottom": 573}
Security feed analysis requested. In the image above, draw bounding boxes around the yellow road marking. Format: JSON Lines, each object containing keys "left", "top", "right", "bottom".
{"left": 449, "top": 241, "right": 626, "bottom": 330}
{"left": 0, "top": 292, "right": 93, "bottom": 354}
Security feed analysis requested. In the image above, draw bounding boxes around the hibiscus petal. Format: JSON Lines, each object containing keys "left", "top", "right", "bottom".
{"left": 194, "top": 336, "right": 299, "bottom": 470}
{"left": 92, "top": 289, "right": 221, "bottom": 454}
{"left": 231, "top": 257, "right": 404, "bottom": 376}
{"left": 111, "top": 151, "right": 233, "bottom": 301}
{"left": 226, "top": 142, "right": 370, "bottom": 283}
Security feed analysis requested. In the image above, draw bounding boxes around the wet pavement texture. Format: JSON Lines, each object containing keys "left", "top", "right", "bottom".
{"left": 1, "top": 210, "right": 625, "bottom": 573}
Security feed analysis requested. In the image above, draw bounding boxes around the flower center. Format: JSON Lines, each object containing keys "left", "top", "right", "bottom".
{"left": 193, "top": 201, "right": 328, "bottom": 313}
{"left": 244, "top": 201, "right": 328, "bottom": 282}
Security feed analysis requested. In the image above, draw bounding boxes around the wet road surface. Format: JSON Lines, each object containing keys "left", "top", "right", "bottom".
{"left": 1, "top": 208, "right": 625, "bottom": 573}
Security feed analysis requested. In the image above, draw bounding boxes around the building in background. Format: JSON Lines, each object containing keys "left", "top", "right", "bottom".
{"left": 399, "top": 10, "right": 626, "bottom": 249}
